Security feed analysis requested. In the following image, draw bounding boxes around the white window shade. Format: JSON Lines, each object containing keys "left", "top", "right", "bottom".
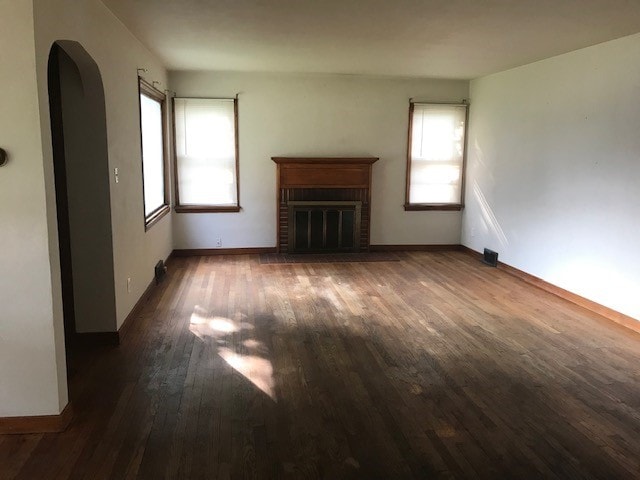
{"left": 174, "top": 98, "right": 238, "bottom": 207}
{"left": 408, "top": 103, "right": 467, "bottom": 205}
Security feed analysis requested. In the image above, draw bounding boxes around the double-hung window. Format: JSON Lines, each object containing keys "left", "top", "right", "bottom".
{"left": 405, "top": 102, "right": 468, "bottom": 210}
{"left": 173, "top": 98, "right": 240, "bottom": 212}
{"left": 139, "top": 78, "right": 169, "bottom": 228}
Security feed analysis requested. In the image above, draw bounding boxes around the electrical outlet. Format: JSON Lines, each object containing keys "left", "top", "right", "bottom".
{"left": 114, "top": 167, "right": 119, "bottom": 184}
{"left": 127, "top": 277, "right": 131, "bottom": 293}
{"left": 471, "top": 226, "right": 476, "bottom": 237}
{"left": 216, "top": 237, "right": 222, "bottom": 248}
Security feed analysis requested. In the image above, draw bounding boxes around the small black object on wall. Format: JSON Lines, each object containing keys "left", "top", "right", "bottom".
{"left": 0, "top": 148, "right": 8, "bottom": 167}
{"left": 483, "top": 248, "right": 499, "bottom": 267}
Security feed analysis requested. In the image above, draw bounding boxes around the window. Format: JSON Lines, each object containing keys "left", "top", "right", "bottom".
{"left": 173, "top": 97, "right": 239, "bottom": 212}
{"left": 139, "top": 78, "right": 169, "bottom": 228}
{"left": 405, "top": 102, "right": 468, "bottom": 211}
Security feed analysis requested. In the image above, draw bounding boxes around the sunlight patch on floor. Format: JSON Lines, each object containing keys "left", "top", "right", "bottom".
{"left": 188, "top": 305, "right": 276, "bottom": 400}
{"left": 218, "top": 347, "right": 276, "bottom": 400}
{"left": 189, "top": 306, "right": 253, "bottom": 340}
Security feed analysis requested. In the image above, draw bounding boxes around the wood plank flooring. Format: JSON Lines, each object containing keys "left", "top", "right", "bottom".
{"left": 2, "top": 252, "right": 640, "bottom": 479}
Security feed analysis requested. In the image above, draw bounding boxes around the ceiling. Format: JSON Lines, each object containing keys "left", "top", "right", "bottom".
{"left": 101, "top": 0, "right": 640, "bottom": 79}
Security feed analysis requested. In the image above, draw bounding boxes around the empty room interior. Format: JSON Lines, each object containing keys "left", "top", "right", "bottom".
{"left": 2, "top": 0, "right": 640, "bottom": 478}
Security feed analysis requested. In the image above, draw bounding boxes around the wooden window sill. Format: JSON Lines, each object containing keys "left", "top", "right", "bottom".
{"left": 175, "top": 205, "right": 241, "bottom": 213}
{"left": 145, "top": 204, "right": 171, "bottom": 230}
{"left": 404, "top": 204, "right": 463, "bottom": 212}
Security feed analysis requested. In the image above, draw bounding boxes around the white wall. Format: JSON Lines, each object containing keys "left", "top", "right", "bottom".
{"left": 463, "top": 33, "right": 640, "bottom": 321}
{"left": 0, "top": 0, "right": 67, "bottom": 417}
{"left": 169, "top": 71, "right": 469, "bottom": 249}
{"left": 33, "top": 0, "right": 173, "bottom": 330}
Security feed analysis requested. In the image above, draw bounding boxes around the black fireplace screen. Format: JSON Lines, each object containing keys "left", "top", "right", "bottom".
{"left": 288, "top": 201, "right": 362, "bottom": 253}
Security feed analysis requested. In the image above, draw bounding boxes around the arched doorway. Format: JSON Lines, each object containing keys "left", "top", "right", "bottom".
{"left": 47, "top": 41, "right": 117, "bottom": 360}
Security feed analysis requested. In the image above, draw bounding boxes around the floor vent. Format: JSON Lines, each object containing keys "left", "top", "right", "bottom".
{"left": 154, "top": 260, "right": 167, "bottom": 284}
{"left": 483, "top": 248, "right": 498, "bottom": 267}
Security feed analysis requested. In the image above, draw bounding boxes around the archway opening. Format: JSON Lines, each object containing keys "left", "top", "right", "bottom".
{"left": 47, "top": 41, "right": 118, "bottom": 374}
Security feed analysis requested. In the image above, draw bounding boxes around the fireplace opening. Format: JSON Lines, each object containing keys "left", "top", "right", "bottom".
{"left": 289, "top": 201, "right": 361, "bottom": 252}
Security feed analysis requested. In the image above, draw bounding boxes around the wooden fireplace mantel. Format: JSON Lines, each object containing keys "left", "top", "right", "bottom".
{"left": 272, "top": 157, "right": 378, "bottom": 189}
{"left": 272, "top": 157, "right": 378, "bottom": 253}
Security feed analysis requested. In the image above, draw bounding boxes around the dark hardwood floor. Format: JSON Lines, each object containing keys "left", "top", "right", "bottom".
{"left": 2, "top": 252, "right": 640, "bottom": 479}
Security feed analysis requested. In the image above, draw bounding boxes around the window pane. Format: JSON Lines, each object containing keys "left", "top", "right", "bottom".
{"left": 409, "top": 162, "right": 461, "bottom": 204}
{"left": 408, "top": 104, "right": 467, "bottom": 205}
{"left": 174, "top": 98, "right": 238, "bottom": 206}
{"left": 140, "top": 93, "right": 165, "bottom": 216}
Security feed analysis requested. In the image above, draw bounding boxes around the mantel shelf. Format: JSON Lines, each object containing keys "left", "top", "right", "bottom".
{"left": 272, "top": 157, "right": 379, "bottom": 165}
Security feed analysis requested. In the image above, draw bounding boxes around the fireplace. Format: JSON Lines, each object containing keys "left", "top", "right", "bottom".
{"left": 272, "top": 157, "right": 378, "bottom": 253}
